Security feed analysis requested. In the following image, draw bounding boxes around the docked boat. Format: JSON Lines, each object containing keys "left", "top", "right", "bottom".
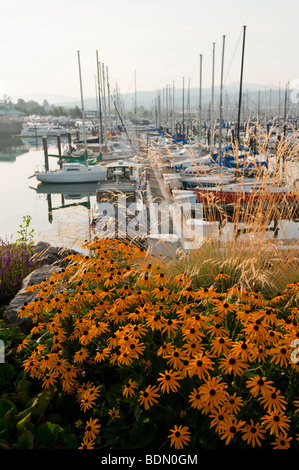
{"left": 182, "top": 173, "right": 235, "bottom": 190}
{"left": 194, "top": 179, "right": 298, "bottom": 205}
{"left": 92, "top": 159, "right": 146, "bottom": 237}
{"left": 34, "top": 162, "right": 107, "bottom": 184}
{"left": 21, "top": 124, "right": 68, "bottom": 137}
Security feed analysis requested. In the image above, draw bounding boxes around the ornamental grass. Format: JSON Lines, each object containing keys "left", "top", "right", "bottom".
{"left": 1, "top": 237, "right": 298, "bottom": 450}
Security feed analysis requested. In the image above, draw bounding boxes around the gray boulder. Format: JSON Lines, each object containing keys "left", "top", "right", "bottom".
{"left": 31, "top": 241, "right": 77, "bottom": 265}
{"left": 3, "top": 264, "right": 61, "bottom": 334}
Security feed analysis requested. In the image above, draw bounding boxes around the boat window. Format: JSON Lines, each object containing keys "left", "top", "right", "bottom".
{"left": 107, "top": 167, "right": 131, "bottom": 179}
{"left": 66, "top": 168, "right": 80, "bottom": 171}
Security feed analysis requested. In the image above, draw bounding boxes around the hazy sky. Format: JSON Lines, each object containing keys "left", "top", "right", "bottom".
{"left": 1, "top": 0, "right": 298, "bottom": 104}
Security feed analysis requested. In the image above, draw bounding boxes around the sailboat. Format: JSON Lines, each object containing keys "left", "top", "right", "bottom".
{"left": 34, "top": 51, "right": 107, "bottom": 184}
{"left": 35, "top": 162, "right": 107, "bottom": 184}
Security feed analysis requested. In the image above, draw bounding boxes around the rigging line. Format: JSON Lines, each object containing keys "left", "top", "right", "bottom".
{"left": 223, "top": 29, "right": 243, "bottom": 86}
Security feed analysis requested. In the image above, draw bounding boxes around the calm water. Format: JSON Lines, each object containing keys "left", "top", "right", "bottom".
{"left": 0, "top": 135, "right": 298, "bottom": 251}
{"left": 0, "top": 135, "right": 95, "bottom": 251}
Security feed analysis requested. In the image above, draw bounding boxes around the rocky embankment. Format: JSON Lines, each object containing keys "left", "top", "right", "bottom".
{"left": 3, "top": 242, "right": 78, "bottom": 334}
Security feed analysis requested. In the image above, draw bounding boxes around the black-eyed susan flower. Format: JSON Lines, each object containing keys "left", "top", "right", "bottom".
{"left": 138, "top": 385, "right": 160, "bottom": 410}
{"left": 241, "top": 419, "right": 266, "bottom": 448}
{"left": 84, "top": 418, "right": 101, "bottom": 440}
{"left": 246, "top": 375, "right": 275, "bottom": 397}
{"left": 197, "top": 286, "right": 218, "bottom": 300}
{"left": 205, "top": 322, "right": 228, "bottom": 338}
{"left": 271, "top": 434, "right": 292, "bottom": 449}
{"left": 52, "top": 357, "right": 68, "bottom": 375}
{"left": 198, "top": 376, "right": 228, "bottom": 409}
{"left": 188, "top": 387, "right": 203, "bottom": 410}
{"left": 94, "top": 347, "right": 111, "bottom": 363}
{"left": 137, "top": 274, "right": 154, "bottom": 288}
{"left": 258, "top": 389, "right": 287, "bottom": 413}
{"left": 219, "top": 418, "right": 245, "bottom": 445}
{"left": 209, "top": 407, "right": 234, "bottom": 434}
{"left": 157, "top": 369, "right": 181, "bottom": 394}
{"left": 39, "top": 353, "right": 57, "bottom": 372}
{"left": 214, "top": 271, "right": 230, "bottom": 282}
{"left": 151, "top": 285, "right": 171, "bottom": 300}
{"left": 212, "top": 299, "right": 237, "bottom": 316}
{"left": 42, "top": 371, "right": 58, "bottom": 389}
{"left": 172, "top": 273, "right": 191, "bottom": 289}
{"left": 181, "top": 323, "right": 205, "bottom": 343}
{"left": 77, "top": 381, "right": 101, "bottom": 403}
{"left": 145, "top": 313, "right": 166, "bottom": 331}
{"left": 231, "top": 340, "right": 258, "bottom": 362}
{"left": 168, "top": 425, "right": 191, "bottom": 449}
{"left": 153, "top": 272, "right": 169, "bottom": 286}
{"left": 124, "top": 339, "right": 146, "bottom": 359}
{"left": 78, "top": 435, "right": 95, "bottom": 449}
{"left": 254, "top": 346, "right": 269, "bottom": 363}
{"left": 157, "top": 342, "right": 174, "bottom": 358}
{"left": 23, "top": 355, "right": 41, "bottom": 378}
{"left": 270, "top": 343, "right": 292, "bottom": 368}
{"left": 261, "top": 411, "right": 291, "bottom": 436}
{"left": 122, "top": 379, "right": 138, "bottom": 398}
{"left": 182, "top": 341, "right": 204, "bottom": 357}
{"left": 127, "top": 323, "right": 148, "bottom": 339}
{"left": 210, "top": 336, "right": 234, "bottom": 357}
{"left": 109, "top": 407, "right": 121, "bottom": 420}
{"left": 74, "top": 347, "right": 90, "bottom": 364}
{"left": 166, "top": 346, "right": 188, "bottom": 367}
{"left": 222, "top": 393, "right": 243, "bottom": 415}
{"left": 80, "top": 395, "right": 97, "bottom": 412}
{"left": 186, "top": 353, "right": 214, "bottom": 380}
{"left": 161, "top": 318, "right": 180, "bottom": 338}
{"left": 219, "top": 353, "right": 248, "bottom": 377}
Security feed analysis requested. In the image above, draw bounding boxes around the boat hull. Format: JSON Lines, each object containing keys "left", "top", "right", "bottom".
{"left": 35, "top": 165, "right": 107, "bottom": 184}
{"left": 194, "top": 187, "right": 298, "bottom": 204}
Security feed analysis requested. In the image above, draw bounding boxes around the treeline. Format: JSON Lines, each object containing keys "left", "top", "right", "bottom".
{"left": 11, "top": 98, "right": 82, "bottom": 118}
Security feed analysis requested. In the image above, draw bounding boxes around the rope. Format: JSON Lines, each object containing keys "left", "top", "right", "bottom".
{"left": 223, "top": 28, "right": 243, "bottom": 85}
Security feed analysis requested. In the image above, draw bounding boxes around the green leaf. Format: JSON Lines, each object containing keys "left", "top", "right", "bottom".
{"left": 0, "top": 398, "right": 17, "bottom": 419}
{"left": 59, "top": 431, "right": 78, "bottom": 449}
{"left": 16, "top": 431, "right": 34, "bottom": 449}
{"left": 35, "top": 422, "right": 61, "bottom": 448}
{"left": 127, "top": 420, "right": 157, "bottom": 449}
{"left": 16, "top": 411, "right": 32, "bottom": 433}
{"left": 0, "top": 418, "right": 7, "bottom": 434}
{"left": 134, "top": 403, "right": 141, "bottom": 421}
{"left": 31, "top": 389, "right": 56, "bottom": 422}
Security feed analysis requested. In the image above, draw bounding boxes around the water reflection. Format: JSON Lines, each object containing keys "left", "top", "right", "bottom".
{"left": 21, "top": 135, "right": 69, "bottom": 150}
{"left": 31, "top": 183, "right": 97, "bottom": 224}
{"left": 0, "top": 136, "right": 29, "bottom": 161}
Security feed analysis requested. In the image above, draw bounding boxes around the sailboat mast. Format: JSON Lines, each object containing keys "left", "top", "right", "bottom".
{"left": 96, "top": 50, "right": 103, "bottom": 145}
{"left": 211, "top": 42, "right": 215, "bottom": 143}
{"left": 237, "top": 25, "right": 247, "bottom": 144}
{"left": 77, "top": 50, "right": 88, "bottom": 161}
{"left": 199, "top": 53, "right": 202, "bottom": 154}
{"left": 219, "top": 35, "right": 226, "bottom": 157}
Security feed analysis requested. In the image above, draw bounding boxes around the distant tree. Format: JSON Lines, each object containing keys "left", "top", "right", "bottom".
{"left": 42, "top": 99, "right": 50, "bottom": 112}
{"left": 67, "top": 106, "right": 82, "bottom": 118}
{"left": 14, "top": 99, "right": 27, "bottom": 114}
{"left": 26, "top": 100, "right": 46, "bottom": 116}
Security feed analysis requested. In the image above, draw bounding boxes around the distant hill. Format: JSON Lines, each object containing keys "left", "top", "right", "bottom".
{"left": 15, "top": 83, "right": 287, "bottom": 112}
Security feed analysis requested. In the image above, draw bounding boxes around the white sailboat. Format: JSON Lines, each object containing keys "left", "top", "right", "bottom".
{"left": 35, "top": 162, "right": 107, "bottom": 184}
{"left": 34, "top": 51, "right": 107, "bottom": 184}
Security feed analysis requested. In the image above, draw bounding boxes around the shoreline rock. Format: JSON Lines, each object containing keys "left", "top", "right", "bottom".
{"left": 3, "top": 242, "right": 79, "bottom": 334}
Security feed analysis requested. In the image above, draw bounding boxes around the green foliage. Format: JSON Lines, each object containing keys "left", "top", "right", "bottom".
{"left": 16, "top": 215, "right": 34, "bottom": 247}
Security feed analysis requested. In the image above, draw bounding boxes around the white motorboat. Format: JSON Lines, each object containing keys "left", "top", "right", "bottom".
{"left": 35, "top": 162, "right": 107, "bottom": 184}
{"left": 21, "top": 124, "right": 68, "bottom": 137}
